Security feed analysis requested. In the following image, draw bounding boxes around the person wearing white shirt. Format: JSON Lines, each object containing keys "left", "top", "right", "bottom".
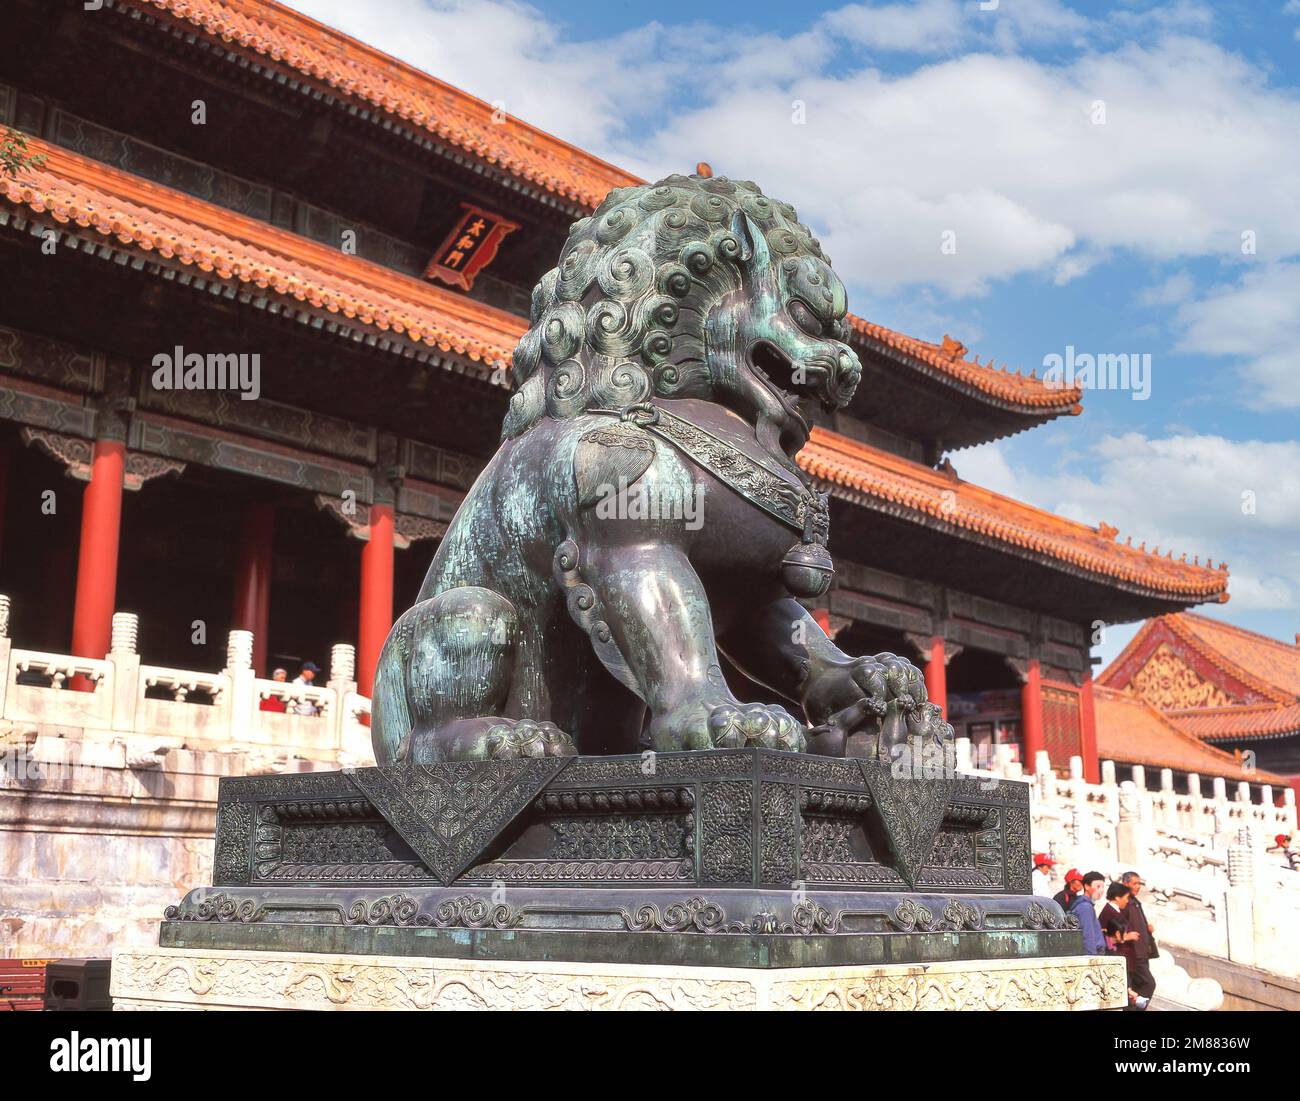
{"left": 1031, "top": 852, "right": 1056, "bottom": 897}
{"left": 291, "top": 661, "right": 321, "bottom": 716}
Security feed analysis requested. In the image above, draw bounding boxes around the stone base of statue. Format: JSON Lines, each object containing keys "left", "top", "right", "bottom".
{"left": 109, "top": 945, "right": 1125, "bottom": 1010}
{"left": 118, "top": 748, "right": 1125, "bottom": 1010}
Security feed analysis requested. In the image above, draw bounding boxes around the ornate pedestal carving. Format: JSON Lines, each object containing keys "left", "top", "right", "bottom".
{"left": 138, "top": 750, "right": 1091, "bottom": 1002}
{"left": 111, "top": 947, "right": 1126, "bottom": 1011}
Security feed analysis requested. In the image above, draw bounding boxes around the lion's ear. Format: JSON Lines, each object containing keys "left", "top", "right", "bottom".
{"left": 730, "top": 210, "right": 770, "bottom": 273}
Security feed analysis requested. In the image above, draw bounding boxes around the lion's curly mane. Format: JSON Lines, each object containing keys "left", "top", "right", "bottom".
{"left": 501, "top": 173, "right": 835, "bottom": 439}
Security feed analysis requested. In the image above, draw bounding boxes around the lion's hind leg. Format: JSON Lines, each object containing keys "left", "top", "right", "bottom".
{"left": 370, "top": 586, "right": 575, "bottom": 764}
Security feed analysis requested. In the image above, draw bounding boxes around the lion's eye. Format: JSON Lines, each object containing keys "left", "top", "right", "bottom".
{"left": 789, "top": 300, "right": 822, "bottom": 337}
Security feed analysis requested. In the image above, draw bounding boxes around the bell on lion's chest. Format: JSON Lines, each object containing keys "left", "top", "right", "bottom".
{"left": 780, "top": 540, "right": 834, "bottom": 599}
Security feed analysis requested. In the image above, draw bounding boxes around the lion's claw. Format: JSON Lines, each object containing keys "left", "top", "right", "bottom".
{"left": 707, "top": 702, "right": 806, "bottom": 752}
{"left": 486, "top": 719, "right": 576, "bottom": 759}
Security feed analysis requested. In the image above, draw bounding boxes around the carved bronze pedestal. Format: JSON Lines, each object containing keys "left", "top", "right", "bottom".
{"left": 158, "top": 749, "right": 1079, "bottom": 969}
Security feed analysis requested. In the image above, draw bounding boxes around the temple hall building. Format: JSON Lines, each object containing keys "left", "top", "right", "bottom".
{"left": 1100, "top": 614, "right": 1300, "bottom": 788}
{"left": 0, "top": 0, "right": 1245, "bottom": 786}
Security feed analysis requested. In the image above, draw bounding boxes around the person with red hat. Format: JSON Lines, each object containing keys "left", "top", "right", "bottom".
{"left": 1052, "top": 868, "right": 1085, "bottom": 913}
{"left": 1032, "top": 852, "right": 1056, "bottom": 898}
{"left": 1272, "top": 833, "right": 1298, "bottom": 870}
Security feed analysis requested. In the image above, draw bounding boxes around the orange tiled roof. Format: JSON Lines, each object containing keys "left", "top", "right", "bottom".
{"left": 848, "top": 318, "right": 1083, "bottom": 413}
{"left": 1, "top": 138, "right": 526, "bottom": 368}
{"left": 1094, "top": 685, "right": 1286, "bottom": 784}
{"left": 121, "top": 0, "right": 1074, "bottom": 419}
{"left": 799, "top": 428, "right": 1229, "bottom": 601}
{"left": 1099, "top": 612, "right": 1300, "bottom": 748}
{"left": 0, "top": 147, "right": 1231, "bottom": 601}
{"left": 0, "top": 145, "right": 1227, "bottom": 601}
{"left": 1104, "top": 613, "right": 1299, "bottom": 705}
{"left": 1171, "top": 702, "right": 1300, "bottom": 743}
{"left": 1170, "top": 613, "right": 1300, "bottom": 700}
{"left": 124, "top": 0, "right": 640, "bottom": 210}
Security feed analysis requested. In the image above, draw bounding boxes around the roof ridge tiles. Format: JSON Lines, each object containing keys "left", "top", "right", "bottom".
{"left": 122, "top": 0, "right": 1080, "bottom": 418}
{"left": 803, "top": 428, "right": 1227, "bottom": 601}
{"left": 1162, "top": 613, "right": 1297, "bottom": 704}
{"left": 3, "top": 137, "right": 526, "bottom": 366}
{"left": 1093, "top": 684, "right": 1288, "bottom": 784}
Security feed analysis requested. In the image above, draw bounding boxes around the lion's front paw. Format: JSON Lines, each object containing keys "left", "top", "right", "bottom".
{"left": 485, "top": 719, "right": 577, "bottom": 760}
{"left": 707, "top": 702, "right": 806, "bottom": 752}
{"left": 647, "top": 699, "right": 807, "bottom": 752}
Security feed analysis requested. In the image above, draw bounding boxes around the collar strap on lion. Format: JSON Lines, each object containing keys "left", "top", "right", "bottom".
{"left": 591, "top": 402, "right": 835, "bottom": 599}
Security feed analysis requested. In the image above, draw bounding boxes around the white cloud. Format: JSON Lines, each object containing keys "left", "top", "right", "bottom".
{"left": 1138, "top": 270, "right": 1194, "bottom": 307}
{"left": 823, "top": 0, "right": 969, "bottom": 54}
{"left": 960, "top": 433, "right": 1300, "bottom": 613}
{"left": 279, "top": 0, "right": 734, "bottom": 149}
{"left": 285, "top": 2, "right": 1300, "bottom": 301}
{"left": 621, "top": 35, "right": 1300, "bottom": 296}
{"left": 282, "top": 0, "right": 1300, "bottom": 413}
{"left": 1175, "top": 262, "right": 1300, "bottom": 409}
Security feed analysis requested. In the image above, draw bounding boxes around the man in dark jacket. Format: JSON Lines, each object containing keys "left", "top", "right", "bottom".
{"left": 1053, "top": 868, "right": 1084, "bottom": 913}
{"left": 1071, "top": 871, "right": 1107, "bottom": 956}
{"left": 1120, "top": 870, "right": 1157, "bottom": 1003}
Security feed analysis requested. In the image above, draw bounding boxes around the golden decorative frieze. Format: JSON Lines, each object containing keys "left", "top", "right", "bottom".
{"left": 1131, "top": 644, "right": 1235, "bottom": 711}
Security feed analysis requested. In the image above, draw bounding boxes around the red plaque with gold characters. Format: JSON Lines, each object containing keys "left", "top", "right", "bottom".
{"left": 424, "top": 203, "right": 520, "bottom": 291}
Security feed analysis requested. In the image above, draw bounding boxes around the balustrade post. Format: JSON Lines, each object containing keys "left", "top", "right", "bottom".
{"left": 1186, "top": 772, "right": 1202, "bottom": 833}
{"left": 225, "top": 629, "right": 256, "bottom": 742}
{"left": 108, "top": 611, "right": 140, "bottom": 732}
{"left": 327, "top": 642, "right": 365, "bottom": 760}
{"left": 1158, "top": 768, "right": 1176, "bottom": 828}
{"left": 1036, "top": 750, "right": 1056, "bottom": 803}
{"left": 1116, "top": 780, "right": 1151, "bottom": 868}
{"left": 1068, "top": 755, "right": 1093, "bottom": 854}
{"left": 1224, "top": 828, "right": 1258, "bottom": 968}
{"left": 1212, "top": 776, "right": 1230, "bottom": 847}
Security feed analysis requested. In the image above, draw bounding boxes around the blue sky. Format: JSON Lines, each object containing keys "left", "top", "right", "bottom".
{"left": 289, "top": 0, "right": 1299, "bottom": 668}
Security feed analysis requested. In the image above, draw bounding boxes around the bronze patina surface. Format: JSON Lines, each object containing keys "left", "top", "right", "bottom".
{"left": 156, "top": 748, "right": 1081, "bottom": 968}
{"left": 158, "top": 177, "right": 1080, "bottom": 972}
{"left": 370, "top": 173, "right": 952, "bottom": 766}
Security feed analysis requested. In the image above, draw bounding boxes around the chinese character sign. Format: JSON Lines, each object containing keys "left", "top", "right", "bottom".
{"left": 424, "top": 203, "right": 520, "bottom": 291}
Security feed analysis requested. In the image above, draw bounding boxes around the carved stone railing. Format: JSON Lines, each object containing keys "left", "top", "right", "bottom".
{"left": 959, "top": 737, "right": 1300, "bottom": 979}
{"left": 0, "top": 596, "right": 374, "bottom": 765}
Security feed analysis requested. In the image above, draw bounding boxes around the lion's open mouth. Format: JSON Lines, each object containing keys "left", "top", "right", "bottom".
{"left": 749, "top": 341, "right": 815, "bottom": 454}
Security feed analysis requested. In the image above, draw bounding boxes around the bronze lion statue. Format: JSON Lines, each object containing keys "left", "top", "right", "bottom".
{"left": 371, "top": 173, "right": 953, "bottom": 764}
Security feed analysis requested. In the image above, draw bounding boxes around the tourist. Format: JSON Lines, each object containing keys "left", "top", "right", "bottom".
{"left": 1071, "top": 871, "right": 1107, "bottom": 956}
{"left": 1032, "top": 852, "right": 1056, "bottom": 897}
{"left": 1272, "top": 833, "right": 1298, "bottom": 870}
{"left": 259, "top": 667, "right": 288, "bottom": 713}
{"left": 1100, "top": 882, "right": 1150, "bottom": 1010}
{"left": 292, "top": 661, "right": 322, "bottom": 716}
{"left": 1119, "top": 871, "right": 1158, "bottom": 1006}
{"left": 1052, "top": 867, "right": 1084, "bottom": 912}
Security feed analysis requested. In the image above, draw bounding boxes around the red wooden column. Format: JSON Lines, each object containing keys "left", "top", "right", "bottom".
{"left": 232, "top": 502, "right": 275, "bottom": 675}
{"left": 70, "top": 439, "right": 126, "bottom": 661}
{"left": 923, "top": 635, "right": 947, "bottom": 715}
{"left": 357, "top": 503, "right": 395, "bottom": 698}
{"left": 1079, "top": 669, "right": 1100, "bottom": 783}
{"left": 1020, "top": 657, "right": 1046, "bottom": 769}
{"left": 811, "top": 608, "right": 832, "bottom": 635}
